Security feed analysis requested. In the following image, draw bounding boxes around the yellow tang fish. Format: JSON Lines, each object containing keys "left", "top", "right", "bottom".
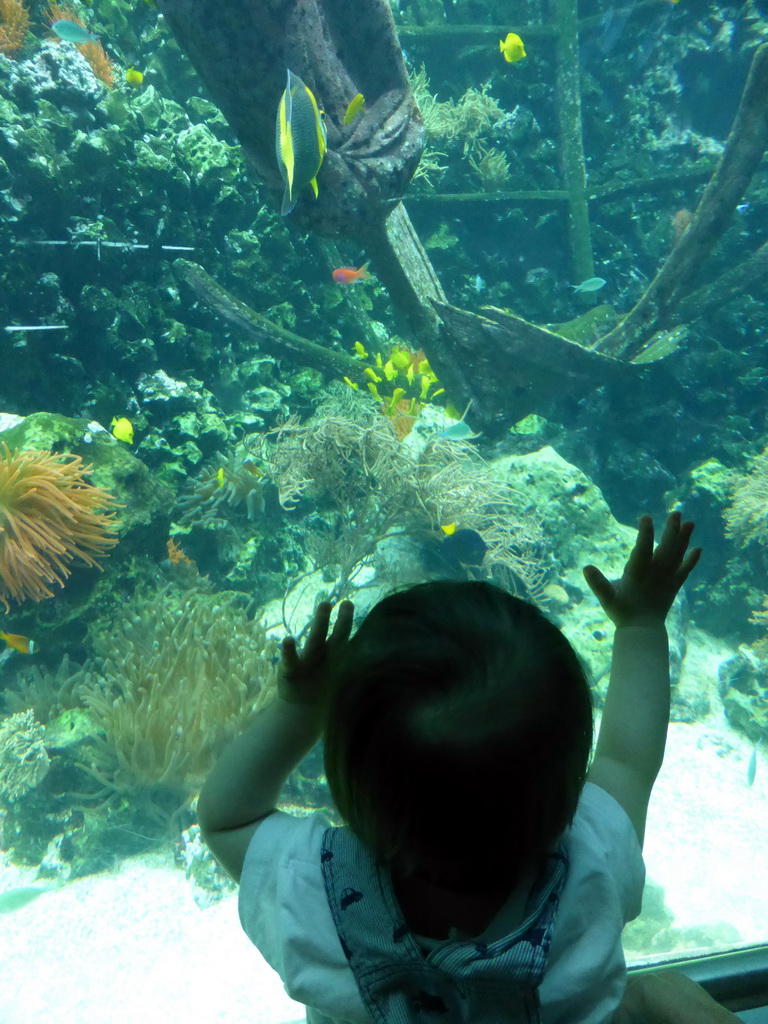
{"left": 343, "top": 93, "right": 365, "bottom": 125}
{"left": 125, "top": 67, "right": 144, "bottom": 89}
{"left": 110, "top": 416, "right": 134, "bottom": 444}
{"left": 500, "top": 32, "right": 526, "bottom": 63}
{"left": 275, "top": 69, "right": 327, "bottom": 216}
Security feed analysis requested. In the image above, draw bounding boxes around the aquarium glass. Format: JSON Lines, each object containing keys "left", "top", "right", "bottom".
{"left": 0, "top": 0, "right": 767, "bottom": 1020}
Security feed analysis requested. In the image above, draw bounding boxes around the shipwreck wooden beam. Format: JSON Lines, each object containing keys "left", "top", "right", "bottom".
{"left": 428, "top": 302, "right": 662, "bottom": 433}
{"left": 675, "top": 240, "right": 768, "bottom": 327}
{"left": 595, "top": 42, "right": 768, "bottom": 360}
{"left": 553, "top": 0, "right": 595, "bottom": 286}
{"left": 157, "top": 0, "right": 452, "bottom": 348}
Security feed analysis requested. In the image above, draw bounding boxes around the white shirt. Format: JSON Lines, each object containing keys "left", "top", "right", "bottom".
{"left": 239, "top": 782, "right": 645, "bottom": 1024}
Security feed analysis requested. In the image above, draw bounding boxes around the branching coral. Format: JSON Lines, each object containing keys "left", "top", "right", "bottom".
{"left": 0, "top": 0, "right": 30, "bottom": 56}
{"left": 252, "top": 393, "right": 408, "bottom": 516}
{"left": 724, "top": 446, "right": 768, "bottom": 547}
{"left": 0, "top": 710, "right": 50, "bottom": 803}
{"left": 75, "top": 586, "right": 278, "bottom": 802}
{"left": 247, "top": 389, "right": 547, "bottom": 600}
{"left": 0, "top": 444, "right": 120, "bottom": 610}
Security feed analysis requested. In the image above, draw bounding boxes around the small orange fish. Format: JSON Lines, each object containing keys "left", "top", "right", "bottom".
{"left": 332, "top": 264, "right": 370, "bottom": 285}
{"left": 1, "top": 631, "right": 35, "bottom": 655}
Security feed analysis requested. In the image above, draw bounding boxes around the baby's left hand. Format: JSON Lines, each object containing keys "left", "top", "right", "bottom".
{"left": 278, "top": 600, "right": 354, "bottom": 707}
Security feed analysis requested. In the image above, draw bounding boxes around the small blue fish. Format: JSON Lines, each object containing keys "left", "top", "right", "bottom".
{"left": 570, "top": 277, "right": 606, "bottom": 293}
{"left": 52, "top": 19, "right": 100, "bottom": 44}
{"left": 747, "top": 741, "right": 760, "bottom": 787}
{"left": 439, "top": 421, "right": 481, "bottom": 441}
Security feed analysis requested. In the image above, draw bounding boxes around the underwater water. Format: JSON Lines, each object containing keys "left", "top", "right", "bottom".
{"left": 0, "top": 0, "right": 767, "bottom": 1020}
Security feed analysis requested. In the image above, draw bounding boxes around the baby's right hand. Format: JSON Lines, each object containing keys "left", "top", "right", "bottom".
{"left": 582, "top": 511, "right": 702, "bottom": 628}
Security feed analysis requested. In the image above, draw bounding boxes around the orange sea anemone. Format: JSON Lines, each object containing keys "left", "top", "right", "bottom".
{"left": 0, "top": 443, "right": 120, "bottom": 610}
{"left": 77, "top": 38, "right": 114, "bottom": 88}
{"left": 0, "top": 0, "right": 30, "bottom": 56}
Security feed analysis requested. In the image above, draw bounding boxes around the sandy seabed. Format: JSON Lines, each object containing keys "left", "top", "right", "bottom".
{"left": 0, "top": 851, "right": 305, "bottom": 1024}
{"left": 1, "top": 637, "right": 767, "bottom": 1024}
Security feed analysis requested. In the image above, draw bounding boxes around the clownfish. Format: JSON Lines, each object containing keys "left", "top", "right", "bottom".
{"left": 1, "top": 631, "right": 35, "bottom": 655}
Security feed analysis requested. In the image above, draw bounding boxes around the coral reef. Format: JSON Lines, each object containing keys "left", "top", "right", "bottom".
{"left": 718, "top": 645, "right": 768, "bottom": 744}
{"left": 44, "top": 2, "right": 114, "bottom": 87}
{"left": 0, "top": 709, "right": 50, "bottom": 803}
{"left": 409, "top": 68, "right": 509, "bottom": 192}
{"left": 715, "top": 594, "right": 768, "bottom": 744}
{"left": 0, "top": 443, "right": 120, "bottom": 609}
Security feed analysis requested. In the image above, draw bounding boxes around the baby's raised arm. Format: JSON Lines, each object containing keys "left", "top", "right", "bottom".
{"left": 584, "top": 512, "right": 701, "bottom": 845}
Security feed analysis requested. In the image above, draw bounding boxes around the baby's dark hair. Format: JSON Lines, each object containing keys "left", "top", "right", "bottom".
{"left": 323, "top": 580, "right": 593, "bottom": 892}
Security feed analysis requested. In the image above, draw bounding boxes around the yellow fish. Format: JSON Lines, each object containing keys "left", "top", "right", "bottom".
{"left": 110, "top": 417, "right": 134, "bottom": 444}
{"left": 353, "top": 341, "right": 368, "bottom": 358}
{"left": 125, "top": 67, "right": 144, "bottom": 89}
{"left": 500, "top": 32, "right": 526, "bottom": 63}
{"left": 1, "top": 631, "right": 35, "bottom": 655}
{"left": 441, "top": 522, "right": 457, "bottom": 536}
{"left": 275, "top": 69, "right": 327, "bottom": 216}
{"left": 216, "top": 466, "right": 225, "bottom": 488}
{"left": 343, "top": 93, "right": 365, "bottom": 125}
